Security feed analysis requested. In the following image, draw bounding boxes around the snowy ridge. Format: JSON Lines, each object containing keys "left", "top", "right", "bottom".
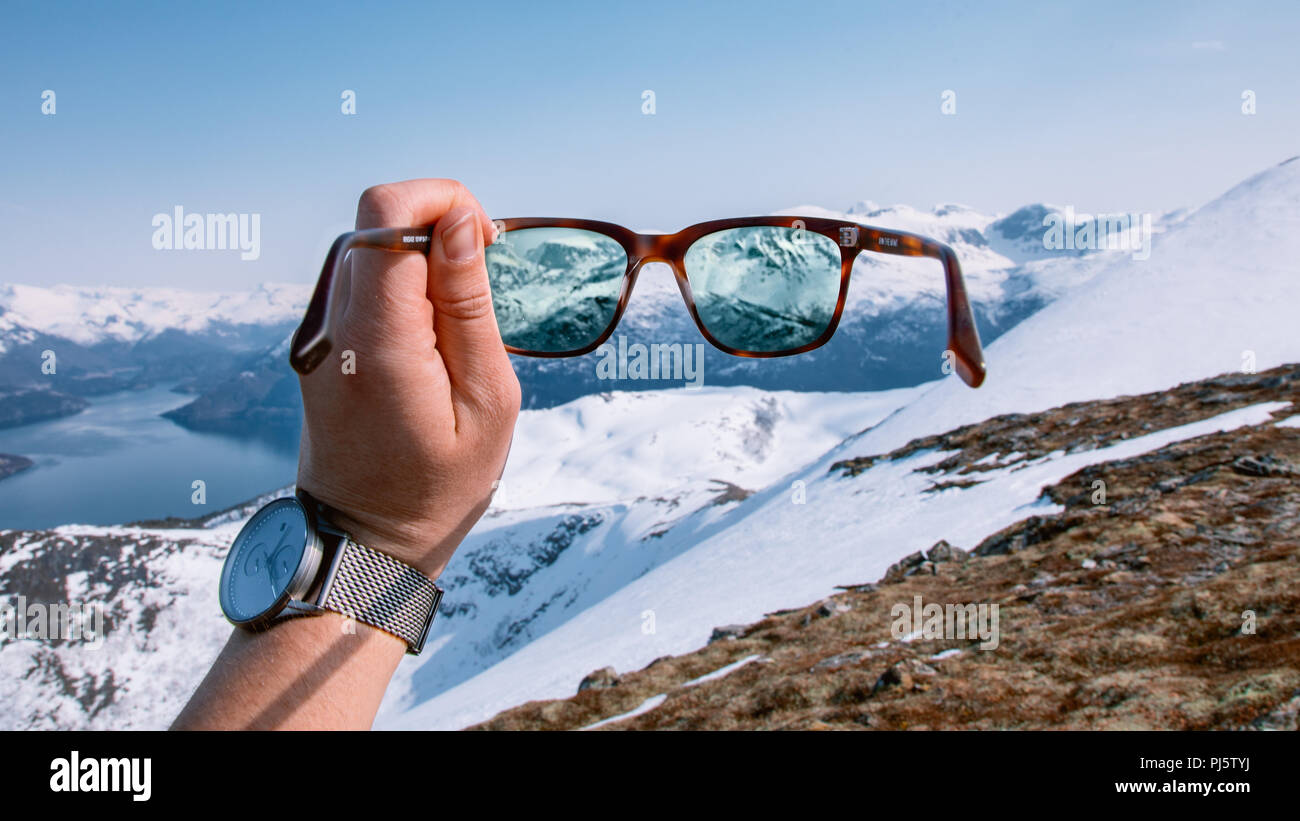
{"left": 383, "top": 401, "right": 1289, "bottom": 730}
{"left": 0, "top": 282, "right": 308, "bottom": 353}
{"left": 844, "top": 154, "right": 1300, "bottom": 459}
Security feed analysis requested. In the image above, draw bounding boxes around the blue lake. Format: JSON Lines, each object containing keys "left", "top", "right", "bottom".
{"left": 0, "top": 384, "right": 300, "bottom": 530}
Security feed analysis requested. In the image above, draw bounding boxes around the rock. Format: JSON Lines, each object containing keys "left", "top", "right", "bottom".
{"left": 1232, "top": 454, "right": 1299, "bottom": 478}
{"left": 709, "top": 624, "right": 748, "bottom": 643}
{"left": 926, "top": 540, "right": 968, "bottom": 563}
{"left": 883, "top": 551, "right": 926, "bottom": 582}
{"left": 873, "top": 658, "right": 938, "bottom": 693}
{"left": 1212, "top": 526, "right": 1261, "bottom": 547}
{"left": 1081, "top": 558, "right": 1097, "bottom": 569}
{"left": 1155, "top": 466, "right": 1219, "bottom": 494}
{"left": 1247, "top": 691, "right": 1300, "bottom": 731}
{"left": 813, "top": 650, "right": 872, "bottom": 671}
{"left": 835, "top": 583, "right": 878, "bottom": 594}
{"left": 816, "top": 599, "right": 852, "bottom": 618}
{"left": 578, "top": 667, "right": 620, "bottom": 692}
{"left": 1097, "top": 543, "right": 1138, "bottom": 559}
{"left": 1111, "top": 494, "right": 1156, "bottom": 515}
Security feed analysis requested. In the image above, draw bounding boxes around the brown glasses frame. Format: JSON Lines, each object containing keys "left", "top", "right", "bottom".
{"left": 290, "top": 216, "right": 986, "bottom": 387}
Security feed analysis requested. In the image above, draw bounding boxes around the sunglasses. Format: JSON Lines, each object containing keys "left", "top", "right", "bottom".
{"left": 290, "top": 216, "right": 986, "bottom": 387}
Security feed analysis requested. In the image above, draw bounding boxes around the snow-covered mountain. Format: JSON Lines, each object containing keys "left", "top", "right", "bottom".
{"left": 1, "top": 156, "right": 1297, "bottom": 730}
{"left": 0, "top": 283, "right": 308, "bottom": 423}
{"left": 0, "top": 385, "right": 917, "bottom": 729}
{"left": 488, "top": 228, "right": 629, "bottom": 354}
{"left": 0, "top": 282, "right": 307, "bottom": 353}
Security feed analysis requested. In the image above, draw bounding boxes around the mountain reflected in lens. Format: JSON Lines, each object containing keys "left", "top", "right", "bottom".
{"left": 487, "top": 228, "right": 627, "bottom": 353}
{"left": 684, "top": 226, "right": 841, "bottom": 352}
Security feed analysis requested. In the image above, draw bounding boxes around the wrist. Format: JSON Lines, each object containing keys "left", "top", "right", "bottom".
{"left": 294, "top": 474, "right": 466, "bottom": 580}
{"left": 323, "top": 505, "right": 452, "bottom": 580}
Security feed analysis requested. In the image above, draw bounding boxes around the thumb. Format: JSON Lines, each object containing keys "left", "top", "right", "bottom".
{"left": 427, "top": 207, "right": 518, "bottom": 418}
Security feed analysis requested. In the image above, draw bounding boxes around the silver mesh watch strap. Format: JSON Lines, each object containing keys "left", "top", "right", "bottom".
{"left": 319, "top": 537, "right": 444, "bottom": 655}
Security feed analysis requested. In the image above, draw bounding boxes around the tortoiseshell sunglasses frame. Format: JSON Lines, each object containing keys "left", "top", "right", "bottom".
{"left": 289, "top": 216, "right": 986, "bottom": 388}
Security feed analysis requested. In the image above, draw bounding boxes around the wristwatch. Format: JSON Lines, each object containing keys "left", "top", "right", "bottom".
{"left": 218, "top": 490, "right": 443, "bottom": 655}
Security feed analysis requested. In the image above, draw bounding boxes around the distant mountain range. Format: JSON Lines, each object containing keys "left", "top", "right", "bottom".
{"left": 0, "top": 283, "right": 305, "bottom": 428}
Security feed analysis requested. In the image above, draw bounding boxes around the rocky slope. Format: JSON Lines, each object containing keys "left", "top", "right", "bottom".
{"left": 470, "top": 364, "right": 1300, "bottom": 730}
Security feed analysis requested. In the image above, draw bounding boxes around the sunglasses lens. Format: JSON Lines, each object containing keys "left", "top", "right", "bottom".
{"left": 486, "top": 227, "right": 628, "bottom": 353}
{"left": 683, "top": 226, "right": 841, "bottom": 353}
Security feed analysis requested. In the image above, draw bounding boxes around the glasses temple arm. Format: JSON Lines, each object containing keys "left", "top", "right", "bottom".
{"left": 289, "top": 227, "right": 432, "bottom": 375}
{"left": 853, "top": 227, "right": 986, "bottom": 388}
{"left": 927, "top": 240, "right": 986, "bottom": 388}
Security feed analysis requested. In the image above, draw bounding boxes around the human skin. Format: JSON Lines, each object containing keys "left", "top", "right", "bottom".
{"left": 172, "top": 179, "right": 521, "bottom": 730}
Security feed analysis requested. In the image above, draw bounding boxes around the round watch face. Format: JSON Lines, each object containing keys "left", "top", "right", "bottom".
{"left": 219, "top": 497, "right": 316, "bottom": 625}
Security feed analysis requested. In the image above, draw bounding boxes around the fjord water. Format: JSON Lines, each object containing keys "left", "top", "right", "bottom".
{"left": 0, "top": 384, "right": 299, "bottom": 530}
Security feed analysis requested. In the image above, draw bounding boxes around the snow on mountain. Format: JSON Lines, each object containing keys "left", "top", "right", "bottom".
{"left": 375, "top": 156, "right": 1300, "bottom": 729}
{"left": 385, "top": 385, "right": 926, "bottom": 703}
{"left": 0, "top": 486, "right": 287, "bottom": 730}
{"left": 842, "top": 154, "right": 1300, "bottom": 459}
{"left": 382, "top": 400, "right": 1289, "bottom": 730}
{"left": 0, "top": 384, "right": 919, "bottom": 729}
{"left": 0, "top": 282, "right": 308, "bottom": 353}
{"left": 493, "top": 385, "right": 925, "bottom": 510}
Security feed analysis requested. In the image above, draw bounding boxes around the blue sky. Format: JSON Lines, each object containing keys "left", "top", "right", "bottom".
{"left": 2, "top": 0, "right": 1297, "bottom": 289}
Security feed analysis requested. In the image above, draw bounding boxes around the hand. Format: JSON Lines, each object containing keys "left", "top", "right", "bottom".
{"left": 295, "top": 179, "right": 521, "bottom": 579}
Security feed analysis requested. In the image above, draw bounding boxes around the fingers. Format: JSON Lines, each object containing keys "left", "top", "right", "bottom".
{"left": 427, "top": 207, "right": 521, "bottom": 424}
{"left": 344, "top": 179, "right": 495, "bottom": 337}
{"left": 354, "top": 178, "right": 495, "bottom": 240}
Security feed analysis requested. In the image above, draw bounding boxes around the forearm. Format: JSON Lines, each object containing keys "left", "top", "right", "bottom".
{"left": 171, "top": 613, "right": 404, "bottom": 730}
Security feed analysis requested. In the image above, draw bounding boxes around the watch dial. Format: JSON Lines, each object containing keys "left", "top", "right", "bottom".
{"left": 220, "top": 499, "right": 310, "bottom": 623}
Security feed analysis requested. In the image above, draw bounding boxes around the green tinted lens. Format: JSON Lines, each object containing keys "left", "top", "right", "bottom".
{"left": 486, "top": 227, "right": 628, "bottom": 353}
{"left": 683, "top": 226, "right": 841, "bottom": 352}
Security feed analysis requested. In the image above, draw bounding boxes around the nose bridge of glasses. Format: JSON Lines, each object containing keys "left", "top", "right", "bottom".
{"left": 628, "top": 232, "right": 689, "bottom": 275}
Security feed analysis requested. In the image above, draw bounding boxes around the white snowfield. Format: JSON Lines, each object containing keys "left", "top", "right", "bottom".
{"left": 1, "top": 157, "right": 1297, "bottom": 731}
{"left": 375, "top": 156, "right": 1300, "bottom": 730}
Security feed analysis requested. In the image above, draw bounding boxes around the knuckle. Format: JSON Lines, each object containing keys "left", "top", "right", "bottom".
{"left": 498, "top": 371, "right": 523, "bottom": 415}
{"left": 433, "top": 289, "right": 495, "bottom": 322}
{"left": 493, "top": 374, "right": 523, "bottom": 424}
{"left": 435, "top": 178, "right": 468, "bottom": 197}
{"left": 356, "top": 184, "right": 407, "bottom": 227}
